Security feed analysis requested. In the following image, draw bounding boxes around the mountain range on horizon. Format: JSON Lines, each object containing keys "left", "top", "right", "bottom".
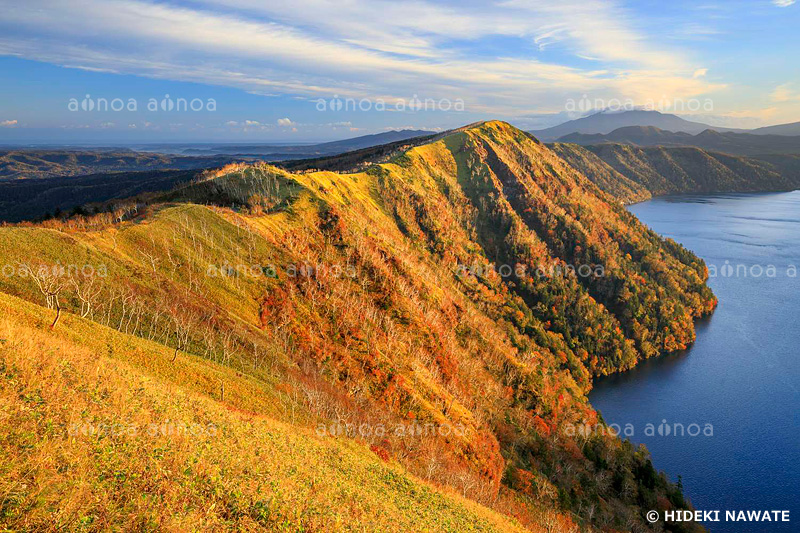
{"left": 0, "top": 129, "right": 437, "bottom": 181}
{"left": 5, "top": 118, "right": 800, "bottom": 223}
{"left": 554, "top": 125, "right": 800, "bottom": 156}
{"left": 7, "top": 112, "right": 800, "bottom": 167}
{"left": 179, "top": 129, "right": 435, "bottom": 157}
{"left": 530, "top": 109, "right": 800, "bottom": 141}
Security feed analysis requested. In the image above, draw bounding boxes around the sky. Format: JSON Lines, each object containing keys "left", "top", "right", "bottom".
{"left": 0, "top": 0, "right": 798, "bottom": 143}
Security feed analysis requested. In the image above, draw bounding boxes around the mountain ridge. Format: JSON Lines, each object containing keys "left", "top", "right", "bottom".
{"left": 0, "top": 120, "right": 710, "bottom": 531}
{"left": 556, "top": 125, "right": 800, "bottom": 156}
{"left": 552, "top": 141, "right": 800, "bottom": 204}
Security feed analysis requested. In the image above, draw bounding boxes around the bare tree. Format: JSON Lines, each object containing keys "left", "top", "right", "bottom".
{"left": 69, "top": 271, "right": 103, "bottom": 319}
{"left": 170, "top": 307, "right": 196, "bottom": 362}
{"left": 147, "top": 306, "right": 164, "bottom": 341}
{"left": 164, "top": 239, "right": 183, "bottom": 274}
{"left": 139, "top": 248, "right": 160, "bottom": 274}
{"left": 117, "top": 288, "right": 135, "bottom": 332}
{"left": 20, "top": 263, "right": 67, "bottom": 329}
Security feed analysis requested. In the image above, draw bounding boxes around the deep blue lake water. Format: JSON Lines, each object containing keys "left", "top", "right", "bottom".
{"left": 589, "top": 192, "right": 800, "bottom": 532}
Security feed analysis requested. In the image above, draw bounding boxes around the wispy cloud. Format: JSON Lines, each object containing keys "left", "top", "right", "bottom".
{"left": 671, "top": 23, "right": 722, "bottom": 41}
{"left": 0, "top": 0, "right": 723, "bottom": 115}
{"left": 771, "top": 83, "right": 800, "bottom": 102}
{"left": 0, "top": 119, "right": 18, "bottom": 127}
{"left": 772, "top": 0, "right": 795, "bottom": 7}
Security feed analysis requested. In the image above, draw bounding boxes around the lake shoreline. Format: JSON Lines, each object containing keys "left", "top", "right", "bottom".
{"left": 590, "top": 192, "right": 800, "bottom": 532}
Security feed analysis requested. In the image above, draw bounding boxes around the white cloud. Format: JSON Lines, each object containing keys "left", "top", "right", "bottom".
{"left": 772, "top": 0, "right": 795, "bottom": 7}
{"left": 222, "top": 119, "right": 278, "bottom": 131}
{"left": 277, "top": 118, "right": 294, "bottom": 126}
{"left": 0, "top": 119, "right": 17, "bottom": 127}
{"left": 210, "top": 0, "right": 682, "bottom": 68}
{"left": 0, "top": 0, "right": 723, "bottom": 116}
{"left": 693, "top": 68, "right": 708, "bottom": 78}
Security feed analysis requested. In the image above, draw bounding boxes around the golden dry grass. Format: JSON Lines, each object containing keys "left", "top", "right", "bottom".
{"left": 0, "top": 292, "right": 533, "bottom": 532}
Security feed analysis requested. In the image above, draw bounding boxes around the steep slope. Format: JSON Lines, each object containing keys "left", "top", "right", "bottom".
{"left": 0, "top": 122, "right": 710, "bottom": 531}
{"left": 554, "top": 142, "right": 800, "bottom": 200}
{"left": 549, "top": 143, "right": 652, "bottom": 204}
{"left": 0, "top": 292, "right": 531, "bottom": 532}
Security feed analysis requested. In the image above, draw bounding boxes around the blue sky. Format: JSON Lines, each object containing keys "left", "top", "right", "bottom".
{"left": 0, "top": 0, "right": 798, "bottom": 143}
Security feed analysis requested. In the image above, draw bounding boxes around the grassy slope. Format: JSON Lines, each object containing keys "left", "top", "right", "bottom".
{"left": 0, "top": 291, "right": 531, "bottom": 532}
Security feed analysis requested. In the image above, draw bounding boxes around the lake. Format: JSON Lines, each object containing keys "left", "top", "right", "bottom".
{"left": 589, "top": 192, "right": 800, "bottom": 532}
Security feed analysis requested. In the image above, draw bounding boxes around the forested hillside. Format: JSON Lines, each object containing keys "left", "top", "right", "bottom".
{"left": 0, "top": 122, "right": 712, "bottom": 532}
{"left": 553, "top": 142, "right": 800, "bottom": 203}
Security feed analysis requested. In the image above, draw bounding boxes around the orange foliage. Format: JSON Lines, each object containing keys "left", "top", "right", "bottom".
{"left": 370, "top": 444, "right": 391, "bottom": 462}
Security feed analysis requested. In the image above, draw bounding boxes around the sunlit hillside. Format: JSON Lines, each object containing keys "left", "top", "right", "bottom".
{"left": 0, "top": 122, "right": 711, "bottom": 532}
{"left": 553, "top": 142, "right": 800, "bottom": 203}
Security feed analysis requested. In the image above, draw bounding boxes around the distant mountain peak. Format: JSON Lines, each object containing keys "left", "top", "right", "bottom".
{"left": 696, "top": 128, "right": 723, "bottom": 137}
{"left": 553, "top": 124, "right": 800, "bottom": 157}
{"left": 531, "top": 110, "right": 800, "bottom": 142}
{"left": 530, "top": 109, "right": 735, "bottom": 141}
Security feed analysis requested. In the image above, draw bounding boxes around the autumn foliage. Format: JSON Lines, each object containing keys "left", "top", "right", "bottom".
{"left": 0, "top": 121, "right": 711, "bottom": 532}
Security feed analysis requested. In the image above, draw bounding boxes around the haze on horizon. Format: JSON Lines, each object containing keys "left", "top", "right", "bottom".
{"left": 0, "top": 0, "right": 798, "bottom": 143}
